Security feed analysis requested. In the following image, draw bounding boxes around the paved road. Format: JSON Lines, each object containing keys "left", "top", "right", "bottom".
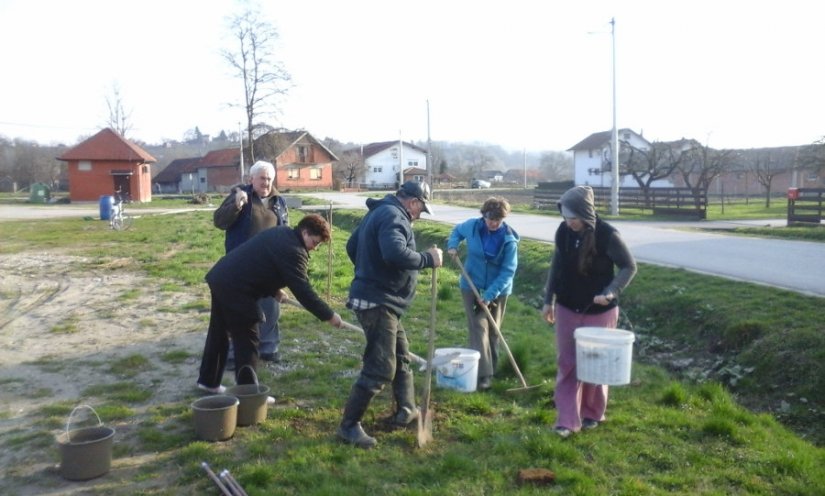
{"left": 302, "top": 192, "right": 825, "bottom": 298}
{"left": 3, "top": 195, "right": 823, "bottom": 297}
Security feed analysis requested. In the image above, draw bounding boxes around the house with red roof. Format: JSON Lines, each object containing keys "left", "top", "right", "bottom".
{"left": 57, "top": 128, "right": 156, "bottom": 202}
{"left": 153, "top": 157, "right": 201, "bottom": 194}
{"left": 152, "top": 130, "right": 338, "bottom": 193}
{"left": 254, "top": 130, "right": 338, "bottom": 190}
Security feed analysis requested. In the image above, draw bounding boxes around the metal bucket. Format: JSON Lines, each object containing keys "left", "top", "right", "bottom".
{"left": 227, "top": 366, "right": 270, "bottom": 427}
{"left": 56, "top": 405, "right": 115, "bottom": 481}
{"left": 191, "top": 395, "right": 239, "bottom": 442}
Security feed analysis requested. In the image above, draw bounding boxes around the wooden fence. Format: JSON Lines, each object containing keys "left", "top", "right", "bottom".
{"left": 787, "top": 188, "right": 824, "bottom": 226}
{"left": 533, "top": 186, "right": 707, "bottom": 219}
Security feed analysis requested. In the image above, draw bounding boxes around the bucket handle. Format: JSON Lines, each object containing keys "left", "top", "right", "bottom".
{"left": 237, "top": 364, "right": 264, "bottom": 393}
{"left": 439, "top": 360, "right": 477, "bottom": 379}
{"left": 65, "top": 404, "right": 103, "bottom": 442}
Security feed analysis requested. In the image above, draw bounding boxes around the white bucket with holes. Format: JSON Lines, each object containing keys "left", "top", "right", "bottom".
{"left": 574, "top": 327, "right": 635, "bottom": 385}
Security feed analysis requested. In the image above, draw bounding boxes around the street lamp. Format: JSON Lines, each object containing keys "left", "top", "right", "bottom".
{"left": 610, "top": 17, "right": 620, "bottom": 216}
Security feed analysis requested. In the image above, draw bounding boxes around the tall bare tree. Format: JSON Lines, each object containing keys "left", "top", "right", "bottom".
{"left": 222, "top": 6, "right": 291, "bottom": 162}
{"left": 623, "top": 140, "right": 694, "bottom": 206}
{"left": 677, "top": 144, "right": 737, "bottom": 209}
{"left": 538, "top": 151, "right": 573, "bottom": 181}
{"left": 106, "top": 83, "right": 132, "bottom": 138}
{"left": 797, "top": 136, "right": 825, "bottom": 186}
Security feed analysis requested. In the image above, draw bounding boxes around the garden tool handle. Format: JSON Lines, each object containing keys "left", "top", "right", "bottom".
{"left": 281, "top": 297, "right": 428, "bottom": 368}
{"left": 450, "top": 252, "right": 528, "bottom": 388}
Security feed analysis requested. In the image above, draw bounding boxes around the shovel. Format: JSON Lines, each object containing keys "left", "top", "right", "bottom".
{"left": 417, "top": 255, "right": 438, "bottom": 447}
{"left": 450, "top": 253, "right": 540, "bottom": 392}
{"left": 279, "top": 296, "right": 458, "bottom": 371}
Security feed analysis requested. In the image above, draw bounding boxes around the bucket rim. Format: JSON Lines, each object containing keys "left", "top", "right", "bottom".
{"left": 574, "top": 327, "right": 635, "bottom": 343}
{"left": 434, "top": 347, "right": 481, "bottom": 358}
{"left": 191, "top": 394, "right": 240, "bottom": 411}
{"left": 227, "top": 383, "right": 271, "bottom": 397}
{"left": 57, "top": 426, "right": 116, "bottom": 446}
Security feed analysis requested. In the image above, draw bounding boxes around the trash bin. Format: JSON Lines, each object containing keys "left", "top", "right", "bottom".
{"left": 29, "top": 183, "right": 51, "bottom": 203}
{"left": 99, "top": 196, "right": 114, "bottom": 221}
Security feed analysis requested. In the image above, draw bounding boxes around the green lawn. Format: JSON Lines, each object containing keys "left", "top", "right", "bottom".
{"left": 0, "top": 205, "right": 823, "bottom": 495}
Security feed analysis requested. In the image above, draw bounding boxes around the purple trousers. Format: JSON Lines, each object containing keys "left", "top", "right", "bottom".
{"left": 553, "top": 303, "right": 619, "bottom": 431}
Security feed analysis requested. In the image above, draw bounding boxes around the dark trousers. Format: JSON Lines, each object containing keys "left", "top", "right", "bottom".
{"left": 353, "top": 306, "right": 413, "bottom": 394}
{"left": 197, "top": 293, "right": 261, "bottom": 388}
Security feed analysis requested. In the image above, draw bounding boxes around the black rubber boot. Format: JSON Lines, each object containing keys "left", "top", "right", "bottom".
{"left": 337, "top": 385, "right": 377, "bottom": 449}
{"left": 388, "top": 368, "right": 418, "bottom": 429}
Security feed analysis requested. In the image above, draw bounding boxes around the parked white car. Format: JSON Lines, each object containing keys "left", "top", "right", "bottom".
{"left": 471, "top": 179, "right": 491, "bottom": 189}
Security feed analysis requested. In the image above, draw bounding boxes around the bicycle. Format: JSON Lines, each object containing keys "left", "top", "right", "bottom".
{"left": 109, "top": 198, "right": 134, "bottom": 230}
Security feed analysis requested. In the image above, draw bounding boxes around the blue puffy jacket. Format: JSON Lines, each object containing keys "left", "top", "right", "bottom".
{"left": 447, "top": 217, "right": 519, "bottom": 302}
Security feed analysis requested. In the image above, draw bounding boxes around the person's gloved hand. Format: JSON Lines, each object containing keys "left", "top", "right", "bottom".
{"left": 235, "top": 190, "right": 248, "bottom": 209}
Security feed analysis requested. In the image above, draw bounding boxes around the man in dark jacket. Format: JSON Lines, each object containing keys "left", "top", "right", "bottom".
{"left": 338, "top": 181, "right": 443, "bottom": 449}
{"left": 196, "top": 214, "right": 342, "bottom": 392}
{"left": 213, "top": 160, "right": 289, "bottom": 366}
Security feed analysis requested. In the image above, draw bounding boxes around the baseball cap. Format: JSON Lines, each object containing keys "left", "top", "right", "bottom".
{"left": 398, "top": 181, "right": 433, "bottom": 215}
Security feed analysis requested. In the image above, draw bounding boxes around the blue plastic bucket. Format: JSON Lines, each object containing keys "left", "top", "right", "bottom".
{"left": 99, "top": 196, "right": 114, "bottom": 220}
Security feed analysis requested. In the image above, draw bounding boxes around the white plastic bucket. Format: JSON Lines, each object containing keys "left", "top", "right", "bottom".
{"left": 434, "top": 347, "right": 480, "bottom": 393}
{"left": 574, "top": 327, "right": 635, "bottom": 385}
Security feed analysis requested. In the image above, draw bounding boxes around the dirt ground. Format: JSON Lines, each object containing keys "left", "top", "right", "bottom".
{"left": 0, "top": 252, "right": 209, "bottom": 495}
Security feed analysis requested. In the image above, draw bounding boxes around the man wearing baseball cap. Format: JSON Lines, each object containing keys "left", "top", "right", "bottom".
{"left": 337, "top": 180, "right": 442, "bottom": 448}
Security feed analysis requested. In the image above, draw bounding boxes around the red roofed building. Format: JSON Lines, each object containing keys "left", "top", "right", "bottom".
{"left": 57, "top": 128, "right": 156, "bottom": 202}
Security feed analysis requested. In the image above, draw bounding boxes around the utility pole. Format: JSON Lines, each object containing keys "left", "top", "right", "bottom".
{"left": 610, "top": 17, "right": 620, "bottom": 215}
{"left": 523, "top": 148, "right": 527, "bottom": 189}
{"left": 427, "top": 99, "right": 433, "bottom": 193}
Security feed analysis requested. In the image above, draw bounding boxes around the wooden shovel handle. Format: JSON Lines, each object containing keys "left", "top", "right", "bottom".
{"left": 450, "top": 252, "right": 528, "bottom": 388}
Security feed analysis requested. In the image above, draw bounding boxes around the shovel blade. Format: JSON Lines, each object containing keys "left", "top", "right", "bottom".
{"left": 416, "top": 406, "right": 433, "bottom": 447}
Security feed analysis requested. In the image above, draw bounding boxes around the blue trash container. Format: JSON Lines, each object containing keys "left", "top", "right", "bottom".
{"left": 99, "top": 195, "right": 114, "bottom": 221}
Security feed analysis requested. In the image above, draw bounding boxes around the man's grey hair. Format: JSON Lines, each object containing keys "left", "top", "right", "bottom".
{"left": 249, "top": 160, "right": 275, "bottom": 178}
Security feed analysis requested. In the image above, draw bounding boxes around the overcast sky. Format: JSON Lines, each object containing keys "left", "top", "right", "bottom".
{"left": 1, "top": 0, "right": 823, "bottom": 152}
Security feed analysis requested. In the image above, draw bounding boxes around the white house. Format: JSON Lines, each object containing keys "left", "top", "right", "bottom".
{"left": 358, "top": 140, "right": 428, "bottom": 188}
{"left": 568, "top": 129, "right": 652, "bottom": 188}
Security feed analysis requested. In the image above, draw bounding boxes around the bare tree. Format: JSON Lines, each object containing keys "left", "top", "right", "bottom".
{"left": 222, "top": 6, "right": 291, "bottom": 162}
{"left": 335, "top": 149, "right": 365, "bottom": 187}
{"left": 622, "top": 140, "right": 693, "bottom": 206}
{"left": 539, "top": 151, "right": 573, "bottom": 181}
{"left": 797, "top": 136, "right": 825, "bottom": 186}
{"left": 106, "top": 83, "right": 132, "bottom": 138}
{"left": 677, "top": 144, "right": 737, "bottom": 209}
{"left": 746, "top": 148, "right": 798, "bottom": 208}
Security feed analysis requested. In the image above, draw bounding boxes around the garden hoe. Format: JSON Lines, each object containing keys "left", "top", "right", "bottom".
{"left": 417, "top": 255, "right": 438, "bottom": 447}
{"left": 280, "top": 296, "right": 458, "bottom": 371}
{"left": 450, "top": 253, "right": 542, "bottom": 393}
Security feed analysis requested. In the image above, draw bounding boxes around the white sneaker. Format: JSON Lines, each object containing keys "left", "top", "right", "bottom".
{"left": 553, "top": 426, "right": 572, "bottom": 438}
{"left": 197, "top": 383, "right": 226, "bottom": 394}
{"left": 266, "top": 396, "right": 275, "bottom": 405}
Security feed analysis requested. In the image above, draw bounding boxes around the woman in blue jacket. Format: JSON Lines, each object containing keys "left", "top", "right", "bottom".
{"left": 447, "top": 197, "right": 519, "bottom": 390}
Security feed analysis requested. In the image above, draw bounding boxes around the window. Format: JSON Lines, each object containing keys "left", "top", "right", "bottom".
{"left": 408, "top": 160, "right": 418, "bottom": 167}
{"left": 297, "top": 145, "right": 310, "bottom": 163}
{"left": 373, "top": 166, "right": 383, "bottom": 173}
{"left": 310, "top": 167, "right": 322, "bottom": 180}
{"left": 391, "top": 148, "right": 398, "bottom": 159}
{"left": 288, "top": 168, "right": 300, "bottom": 179}
{"left": 78, "top": 160, "right": 91, "bottom": 171}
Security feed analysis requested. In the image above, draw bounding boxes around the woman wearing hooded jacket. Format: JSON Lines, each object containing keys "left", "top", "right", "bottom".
{"left": 542, "top": 186, "right": 636, "bottom": 437}
{"left": 447, "top": 197, "right": 519, "bottom": 391}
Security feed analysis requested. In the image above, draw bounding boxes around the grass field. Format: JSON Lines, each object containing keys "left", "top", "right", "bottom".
{"left": 0, "top": 200, "right": 823, "bottom": 495}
